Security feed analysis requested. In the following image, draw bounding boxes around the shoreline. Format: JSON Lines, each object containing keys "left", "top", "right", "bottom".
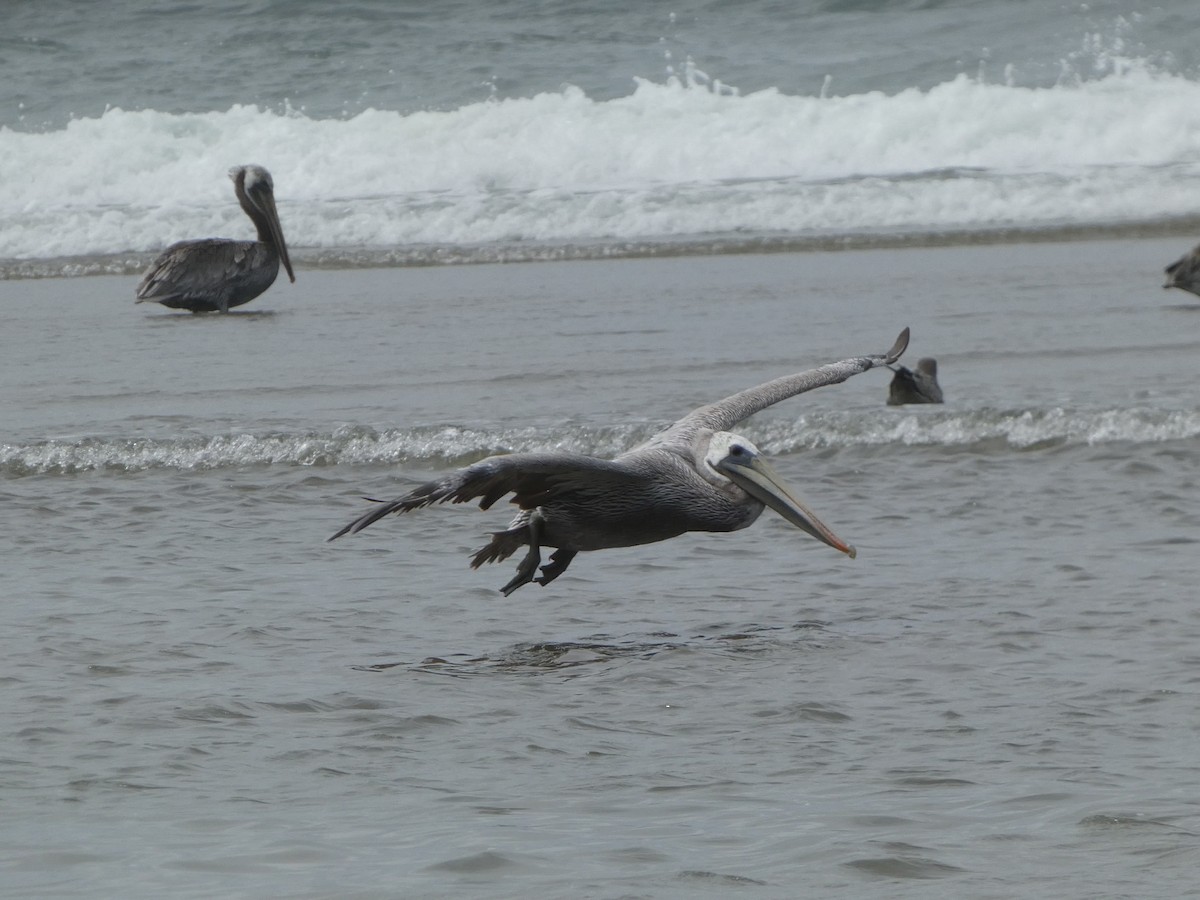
{"left": 4, "top": 218, "right": 1200, "bottom": 281}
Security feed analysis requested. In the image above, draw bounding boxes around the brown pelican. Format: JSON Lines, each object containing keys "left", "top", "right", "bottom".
{"left": 887, "top": 358, "right": 943, "bottom": 405}
{"left": 330, "top": 328, "right": 910, "bottom": 595}
{"left": 1164, "top": 241, "right": 1200, "bottom": 298}
{"left": 135, "top": 165, "right": 294, "bottom": 313}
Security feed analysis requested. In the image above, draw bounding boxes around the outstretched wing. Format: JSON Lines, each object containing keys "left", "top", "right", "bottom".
{"left": 328, "top": 452, "right": 656, "bottom": 540}
{"left": 637, "top": 327, "right": 910, "bottom": 452}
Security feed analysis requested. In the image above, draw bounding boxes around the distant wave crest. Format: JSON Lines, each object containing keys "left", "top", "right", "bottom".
{"left": 4, "top": 65, "right": 1200, "bottom": 275}
{"left": 5, "top": 408, "right": 1198, "bottom": 476}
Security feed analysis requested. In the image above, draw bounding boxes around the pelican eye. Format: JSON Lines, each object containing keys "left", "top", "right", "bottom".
{"left": 729, "top": 444, "right": 747, "bottom": 457}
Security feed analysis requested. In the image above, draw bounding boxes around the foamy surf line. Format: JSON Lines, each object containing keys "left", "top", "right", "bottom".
{"left": 7, "top": 217, "right": 1200, "bottom": 281}
{"left": 5, "top": 409, "right": 1198, "bottom": 475}
{"left": 3, "top": 66, "right": 1200, "bottom": 272}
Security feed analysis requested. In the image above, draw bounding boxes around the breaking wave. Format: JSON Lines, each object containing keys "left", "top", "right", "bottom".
{"left": 4, "top": 61, "right": 1200, "bottom": 276}
{"left": 5, "top": 408, "right": 1198, "bottom": 476}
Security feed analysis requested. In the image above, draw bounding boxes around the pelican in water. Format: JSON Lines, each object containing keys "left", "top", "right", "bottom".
{"left": 330, "top": 328, "right": 910, "bottom": 595}
{"left": 1164, "top": 241, "right": 1200, "bottom": 298}
{"left": 135, "top": 164, "right": 294, "bottom": 313}
{"left": 887, "top": 358, "right": 943, "bottom": 405}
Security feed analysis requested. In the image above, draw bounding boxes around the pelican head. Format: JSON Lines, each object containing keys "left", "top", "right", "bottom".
{"left": 703, "top": 431, "right": 856, "bottom": 558}
{"left": 229, "top": 164, "right": 295, "bottom": 283}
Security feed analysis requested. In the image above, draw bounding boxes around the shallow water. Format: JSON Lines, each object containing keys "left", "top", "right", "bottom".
{"left": 4, "top": 238, "right": 1200, "bottom": 897}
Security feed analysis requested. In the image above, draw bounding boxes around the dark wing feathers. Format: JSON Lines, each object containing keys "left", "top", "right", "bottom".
{"left": 328, "top": 452, "right": 655, "bottom": 541}
{"left": 136, "top": 239, "right": 275, "bottom": 310}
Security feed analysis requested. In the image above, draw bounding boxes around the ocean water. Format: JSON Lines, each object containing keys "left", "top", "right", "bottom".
{"left": 3, "top": 0, "right": 1200, "bottom": 274}
{"left": 4, "top": 2, "right": 1200, "bottom": 898}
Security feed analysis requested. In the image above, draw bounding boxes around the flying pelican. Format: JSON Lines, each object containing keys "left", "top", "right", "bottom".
{"left": 330, "top": 328, "right": 910, "bottom": 595}
{"left": 1164, "top": 241, "right": 1200, "bottom": 298}
{"left": 135, "top": 164, "right": 295, "bottom": 313}
{"left": 887, "top": 358, "right": 943, "bottom": 405}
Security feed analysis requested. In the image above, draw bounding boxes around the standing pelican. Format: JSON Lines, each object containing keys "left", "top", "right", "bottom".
{"left": 887, "top": 358, "right": 943, "bottom": 405}
{"left": 135, "top": 165, "right": 294, "bottom": 313}
{"left": 330, "top": 328, "right": 910, "bottom": 595}
{"left": 1164, "top": 240, "right": 1200, "bottom": 298}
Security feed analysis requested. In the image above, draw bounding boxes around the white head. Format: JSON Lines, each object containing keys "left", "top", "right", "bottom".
{"left": 229, "top": 164, "right": 274, "bottom": 192}
{"left": 702, "top": 430, "right": 761, "bottom": 485}
{"left": 702, "top": 430, "right": 856, "bottom": 558}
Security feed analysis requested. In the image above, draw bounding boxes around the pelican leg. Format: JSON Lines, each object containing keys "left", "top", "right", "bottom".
{"left": 498, "top": 511, "right": 544, "bottom": 596}
{"left": 536, "top": 549, "right": 577, "bottom": 586}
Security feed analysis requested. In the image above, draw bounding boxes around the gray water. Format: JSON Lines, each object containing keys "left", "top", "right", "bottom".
{"left": 4, "top": 238, "right": 1200, "bottom": 897}
{"left": 7, "top": 0, "right": 1198, "bottom": 130}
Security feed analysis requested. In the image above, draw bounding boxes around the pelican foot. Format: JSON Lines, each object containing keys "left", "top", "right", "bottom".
{"left": 498, "top": 511, "right": 545, "bottom": 596}
{"left": 499, "top": 546, "right": 542, "bottom": 596}
{"left": 536, "top": 549, "right": 578, "bottom": 586}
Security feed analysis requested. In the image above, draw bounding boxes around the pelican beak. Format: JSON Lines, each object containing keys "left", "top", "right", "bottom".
{"left": 240, "top": 174, "right": 294, "bottom": 284}
{"left": 260, "top": 190, "right": 295, "bottom": 283}
{"left": 720, "top": 454, "right": 857, "bottom": 558}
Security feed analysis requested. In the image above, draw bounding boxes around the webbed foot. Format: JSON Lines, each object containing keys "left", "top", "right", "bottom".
{"left": 536, "top": 549, "right": 578, "bottom": 586}
{"left": 499, "top": 546, "right": 542, "bottom": 596}
{"left": 497, "top": 511, "right": 545, "bottom": 596}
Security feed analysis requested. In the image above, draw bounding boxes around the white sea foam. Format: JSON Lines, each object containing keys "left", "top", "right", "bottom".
{"left": 3, "top": 66, "right": 1200, "bottom": 269}
{"left": 5, "top": 408, "right": 1197, "bottom": 475}
{"left": 757, "top": 407, "right": 1200, "bottom": 452}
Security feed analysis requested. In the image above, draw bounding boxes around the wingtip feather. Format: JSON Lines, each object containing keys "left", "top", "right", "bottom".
{"left": 885, "top": 327, "right": 910, "bottom": 365}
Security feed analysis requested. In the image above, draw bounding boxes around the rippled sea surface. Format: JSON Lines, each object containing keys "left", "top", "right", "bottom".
{"left": 4, "top": 238, "right": 1200, "bottom": 897}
